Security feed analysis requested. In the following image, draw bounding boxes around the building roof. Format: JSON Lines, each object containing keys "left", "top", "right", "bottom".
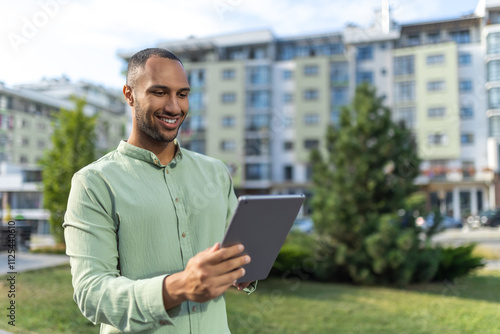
{"left": 118, "top": 29, "right": 275, "bottom": 59}
{"left": 0, "top": 83, "right": 73, "bottom": 110}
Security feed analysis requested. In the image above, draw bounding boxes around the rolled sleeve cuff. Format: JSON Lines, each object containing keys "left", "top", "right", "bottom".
{"left": 243, "top": 281, "right": 258, "bottom": 295}
{"left": 145, "top": 275, "right": 173, "bottom": 326}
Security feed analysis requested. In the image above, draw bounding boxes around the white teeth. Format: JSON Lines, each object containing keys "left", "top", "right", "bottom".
{"left": 160, "top": 117, "right": 176, "bottom": 124}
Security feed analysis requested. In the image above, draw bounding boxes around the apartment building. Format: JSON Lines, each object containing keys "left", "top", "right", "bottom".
{"left": 0, "top": 78, "right": 128, "bottom": 233}
{"left": 118, "top": 0, "right": 499, "bottom": 219}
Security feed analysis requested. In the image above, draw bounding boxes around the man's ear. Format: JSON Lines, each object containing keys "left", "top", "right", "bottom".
{"left": 123, "top": 85, "right": 134, "bottom": 107}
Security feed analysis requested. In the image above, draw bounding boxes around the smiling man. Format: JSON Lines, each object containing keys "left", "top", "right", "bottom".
{"left": 63, "top": 48, "right": 255, "bottom": 334}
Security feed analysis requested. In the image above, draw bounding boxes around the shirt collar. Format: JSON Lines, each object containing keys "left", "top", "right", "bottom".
{"left": 117, "top": 139, "right": 183, "bottom": 167}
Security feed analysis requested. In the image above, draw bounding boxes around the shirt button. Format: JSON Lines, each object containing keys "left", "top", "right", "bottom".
{"left": 159, "top": 320, "right": 168, "bottom": 325}
{"left": 192, "top": 306, "right": 196, "bottom": 312}
{"left": 181, "top": 232, "right": 186, "bottom": 238}
{"left": 175, "top": 198, "right": 179, "bottom": 203}
{"left": 154, "top": 159, "right": 159, "bottom": 165}
{"left": 166, "top": 169, "right": 169, "bottom": 174}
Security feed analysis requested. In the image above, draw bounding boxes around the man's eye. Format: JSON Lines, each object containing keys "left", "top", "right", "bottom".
{"left": 154, "top": 91, "right": 165, "bottom": 96}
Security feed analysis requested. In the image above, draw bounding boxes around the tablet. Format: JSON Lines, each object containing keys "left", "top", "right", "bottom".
{"left": 221, "top": 194, "right": 306, "bottom": 283}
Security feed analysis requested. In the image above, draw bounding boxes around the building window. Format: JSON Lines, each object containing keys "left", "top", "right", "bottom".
{"left": 245, "top": 163, "right": 270, "bottom": 181}
{"left": 331, "top": 87, "right": 349, "bottom": 106}
{"left": 331, "top": 62, "right": 349, "bottom": 82}
{"left": 488, "top": 32, "right": 500, "bottom": 55}
{"left": 246, "top": 114, "right": 270, "bottom": 131}
{"left": 21, "top": 137, "right": 29, "bottom": 146}
{"left": 37, "top": 122, "right": 46, "bottom": 130}
{"left": 450, "top": 30, "right": 470, "bottom": 44}
{"left": 222, "top": 92, "right": 236, "bottom": 104}
{"left": 393, "top": 107, "right": 416, "bottom": 128}
{"left": 222, "top": 69, "right": 235, "bottom": 80}
{"left": 247, "top": 90, "right": 270, "bottom": 108}
{"left": 356, "top": 45, "right": 373, "bottom": 60}
{"left": 284, "top": 141, "right": 293, "bottom": 151}
{"left": 283, "top": 69, "right": 293, "bottom": 80}
{"left": 426, "top": 54, "right": 445, "bottom": 65}
{"left": 331, "top": 109, "right": 341, "bottom": 125}
{"left": 428, "top": 107, "right": 446, "bottom": 118}
{"left": 490, "top": 115, "right": 500, "bottom": 136}
{"left": 407, "top": 34, "right": 420, "bottom": 46}
{"left": 222, "top": 116, "right": 235, "bottom": 127}
{"left": 187, "top": 69, "right": 205, "bottom": 87}
{"left": 21, "top": 119, "right": 30, "bottom": 128}
{"left": 394, "top": 55, "right": 414, "bottom": 75}
{"left": 460, "top": 106, "right": 474, "bottom": 119}
{"left": 458, "top": 53, "right": 472, "bottom": 66}
{"left": 37, "top": 140, "right": 45, "bottom": 149}
{"left": 247, "top": 66, "right": 270, "bottom": 85}
{"left": 284, "top": 165, "right": 293, "bottom": 181}
{"left": 220, "top": 140, "right": 236, "bottom": 151}
{"left": 461, "top": 133, "right": 474, "bottom": 145}
{"left": 394, "top": 81, "right": 415, "bottom": 101}
{"left": 245, "top": 138, "right": 269, "bottom": 156}
{"left": 356, "top": 71, "right": 373, "bottom": 85}
{"left": 19, "top": 155, "right": 28, "bottom": 164}
{"left": 190, "top": 115, "right": 206, "bottom": 131}
{"left": 427, "top": 32, "right": 440, "bottom": 43}
{"left": 427, "top": 80, "right": 445, "bottom": 92}
{"left": 189, "top": 140, "right": 205, "bottom": 154}
{"left": 304, "top": 65, "right": 319, "bottom": 76}
{"left": 189, "top": 92, "right": 203, "bottom": 110}
{"left": 428, "top": 133, "right": 448, "bottom": 145}
{"left": 459, "top": 79, "right": 473, "bottom": 93}
{"left": 304, "top": 89, "right": 319, "bottom": 100}
{"left": 304, "top": 139, "right": 319, "bottom": 149}
{"left": 304, "top": 113, "right": 319, "bottom": 125}
{"left": 490, "top": 87, "right": 500, "bottom": 109}
{"left": 488, "top": 60, "right": 500, "bottom": 82}
{"left": 281, "top": 92, "right": 292, "bottom": 104}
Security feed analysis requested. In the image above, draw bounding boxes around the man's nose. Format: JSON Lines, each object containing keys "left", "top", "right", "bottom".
{"left": 164, "top": 95, "right": 181, "bottom": 114}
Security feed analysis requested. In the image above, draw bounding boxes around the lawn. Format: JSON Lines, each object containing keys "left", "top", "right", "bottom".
{"left": 1, "top": 265, "right": 499, "bottom": 333}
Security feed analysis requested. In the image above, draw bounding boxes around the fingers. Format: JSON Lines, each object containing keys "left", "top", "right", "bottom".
{"left": 205, "top": 243, "right": 245, "bottom": 264}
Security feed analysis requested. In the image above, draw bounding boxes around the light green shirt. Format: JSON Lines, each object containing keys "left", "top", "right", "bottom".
{"left": 64, "top": 140, "right": 254, "bottom": 333}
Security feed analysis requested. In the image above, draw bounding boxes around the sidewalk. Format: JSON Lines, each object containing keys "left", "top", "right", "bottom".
{"left": 0, "top": 251, "right": 69, "bottom": 275}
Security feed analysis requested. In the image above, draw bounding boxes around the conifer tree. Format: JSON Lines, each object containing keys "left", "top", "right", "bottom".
{"left": 310, "top": 83, "right": 431, "bottom": 285}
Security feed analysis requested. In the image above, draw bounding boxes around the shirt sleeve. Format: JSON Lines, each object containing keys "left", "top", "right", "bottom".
{"left": 63, "top": 171, "right": 173, "bottom": 332}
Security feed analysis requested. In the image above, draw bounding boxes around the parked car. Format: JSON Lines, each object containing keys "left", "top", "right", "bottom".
{"left": 466, "top": 209, "right": 500, "bottom": 228}
{"left": 291, "top": 217, "right": 314, "bottom": 234}
{"left": 485, "top": 210, "right": 500, "bottom": 227}
{"left": 416, "top": 213, "right": 462, "bottom": 231}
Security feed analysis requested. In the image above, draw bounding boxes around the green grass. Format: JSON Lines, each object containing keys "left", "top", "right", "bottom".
{"left": 1, "top": 266, "right": 500, "bottom": 333}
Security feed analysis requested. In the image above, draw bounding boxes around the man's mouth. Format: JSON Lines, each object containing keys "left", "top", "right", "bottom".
{"left": 156, "top": 115, "right": 181, "bottom": 128}
{"left": 159, "top": 116, "right": 177, "bottom": 124}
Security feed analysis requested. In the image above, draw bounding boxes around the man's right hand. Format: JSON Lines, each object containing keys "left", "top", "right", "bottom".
{"left": 162, "top": 243, "right": 250, "bottom": 310}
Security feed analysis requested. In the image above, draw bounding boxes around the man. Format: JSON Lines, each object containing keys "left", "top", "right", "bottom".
{"left": 64, "top": 48, "right": 254, "bottom": 334}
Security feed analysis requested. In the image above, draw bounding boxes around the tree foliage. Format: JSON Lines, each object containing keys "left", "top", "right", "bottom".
{"left": 310, "top": 83, "right": 427, "bottom": 285}
{"left": 39, "top": 97, "right": 97, "bottom": 244}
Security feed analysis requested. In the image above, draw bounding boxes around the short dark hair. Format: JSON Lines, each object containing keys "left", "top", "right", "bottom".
{"left": 126, "top": 48, "right": 183, "bottom": 87}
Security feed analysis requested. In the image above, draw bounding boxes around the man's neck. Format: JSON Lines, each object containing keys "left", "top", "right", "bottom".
{"left": 127, "top": 134, "right": 177, "bottom": 165}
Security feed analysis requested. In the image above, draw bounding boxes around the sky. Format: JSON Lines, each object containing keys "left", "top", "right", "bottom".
{"left": 0, "top": 0, "right": 480, "bottom": 92}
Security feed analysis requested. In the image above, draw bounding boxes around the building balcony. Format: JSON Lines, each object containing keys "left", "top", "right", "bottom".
{"left": 418, "top": 168, "right": 495, "bottom": 184}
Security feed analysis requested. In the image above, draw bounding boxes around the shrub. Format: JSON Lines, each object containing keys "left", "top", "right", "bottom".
{"left": 433, "top": 244, "right": 485, "bottom": 281}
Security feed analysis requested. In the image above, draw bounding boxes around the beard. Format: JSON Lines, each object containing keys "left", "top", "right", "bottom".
{"left": 134, "top": 99, "right": 183, "bottom": 143}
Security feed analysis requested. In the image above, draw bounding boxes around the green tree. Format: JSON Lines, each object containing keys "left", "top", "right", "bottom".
{"left": 39, "top": 97, "right": 97, "bottom": 244}
{"left": 310, "top": 83, "right": 431, "bottom": 285}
